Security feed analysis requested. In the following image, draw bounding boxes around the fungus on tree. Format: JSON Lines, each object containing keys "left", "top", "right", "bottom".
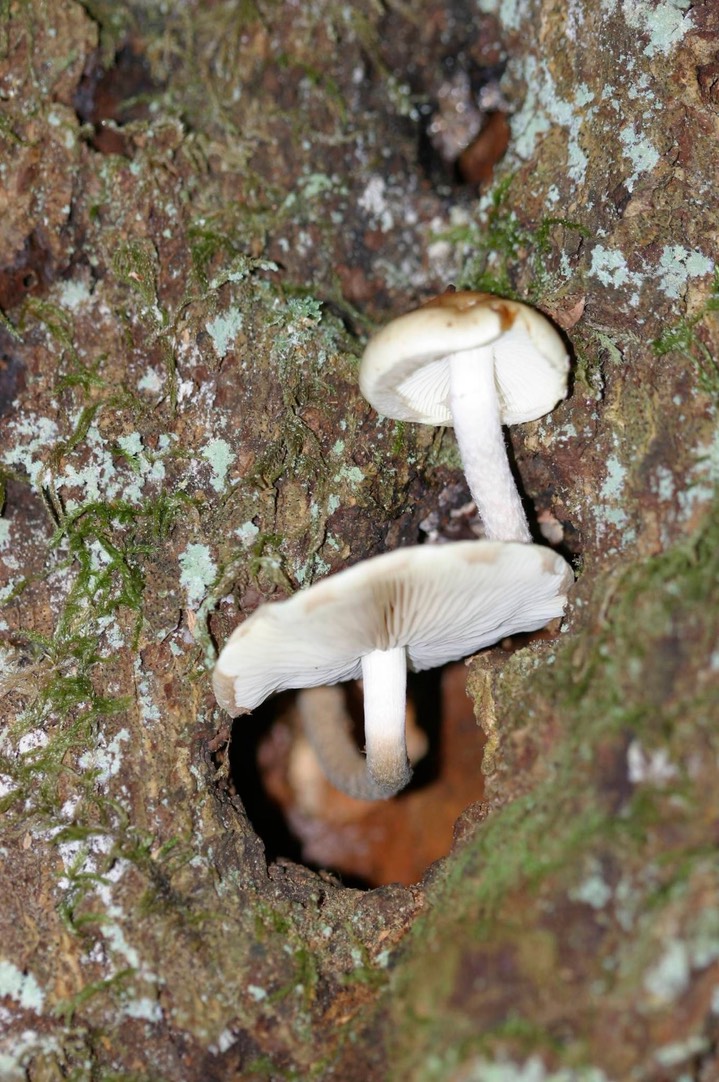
{"left": 359, "top": 290, "right": 569, "bottom": 542}
{"left": 213, "top": 541, "right": 573, "bottom": 799}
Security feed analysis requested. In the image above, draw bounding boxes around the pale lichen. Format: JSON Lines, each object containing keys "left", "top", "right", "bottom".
{"left": 206, "top": 307, "right": 244, "bottom": 359}
{"left": 178, "top": 543, "right": 217, "bottom": 608}
{"left": 78, "top": 728, "right": 130, "bottom": 786}
{"left": 200, "top": 437, "right": 234, "bottom": 493}
{"left": 0, "top": 962, "right": 45, "bottom": 1011}
{"left": 615, "top": 0, "right": 695, "bottom": 58}
{"left": 643, "top": 940, "right": 691, "bottom": 1004}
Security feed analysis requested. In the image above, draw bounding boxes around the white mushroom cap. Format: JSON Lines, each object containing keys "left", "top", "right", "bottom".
{"left": 213, "top": 540, "right": 571, "bottom": 712}
{"left": 358, "top": 291, "right": 570, "bottom": 543}
{"left": 360, "top": 291, "right": 568, "bottom": 426}
{"left": 213, "top": 541, "right": 573, "bottom": 797}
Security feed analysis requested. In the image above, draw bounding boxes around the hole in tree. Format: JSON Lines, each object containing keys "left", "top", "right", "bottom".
{"left": 227, "top": 665, "right": 487, "bottom": 890}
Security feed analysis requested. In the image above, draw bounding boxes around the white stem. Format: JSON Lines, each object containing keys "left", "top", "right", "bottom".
{"left": 448, "top": 347, "right": 532, "bottom": 542}
{"left": 297, "top": 685, "right": 406, "bottom": 802}
{"left": 361, "top": 647, "right": 412, "bottom": 797}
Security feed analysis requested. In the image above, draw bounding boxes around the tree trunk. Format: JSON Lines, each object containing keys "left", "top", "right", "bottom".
{"left": 1, "top": 0, "right": 717, "bottom": 1078}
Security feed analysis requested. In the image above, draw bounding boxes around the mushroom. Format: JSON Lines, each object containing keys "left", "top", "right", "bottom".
{"left": 213, "top": 540, "right": 573, "bottom": 799}
{"left": 293, "top": 685, "right": 429, "bottom": 804}
{"left": 359, "top": 291, "right": 569, "bottom": 543}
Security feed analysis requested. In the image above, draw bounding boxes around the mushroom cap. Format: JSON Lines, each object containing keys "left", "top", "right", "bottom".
{"left": 359, "top": 291, "right": 569, "bottom": 426}
{"left": 213, "top": 540, "right": 573, "bottom": 716}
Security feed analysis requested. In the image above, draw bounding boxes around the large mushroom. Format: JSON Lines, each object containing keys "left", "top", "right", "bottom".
{"left": 213, "top": 540, "right": 573, "bottom": 800}
{"left": 359, "top": 291, "right": 569, "bottom": 543}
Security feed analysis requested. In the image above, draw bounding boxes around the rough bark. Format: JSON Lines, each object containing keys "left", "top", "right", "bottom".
{"left": 1, "top": 0, "right": 717, "bottom": 1078}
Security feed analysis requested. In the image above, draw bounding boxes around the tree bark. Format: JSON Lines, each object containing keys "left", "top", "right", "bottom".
{"left": 1, "top": 0, "right": 717, "bottom": 1078}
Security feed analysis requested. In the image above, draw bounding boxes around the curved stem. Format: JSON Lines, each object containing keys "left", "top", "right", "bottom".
{"left": 448, "top": 347, "right": 531, "bottom": 542}
{"left": 296, "top": 646, "right": 411, "bottom": 801}
{"left": 296, "top": 686, "right": 396, "bottom": 801}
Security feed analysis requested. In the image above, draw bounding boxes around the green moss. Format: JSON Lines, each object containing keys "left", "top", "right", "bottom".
{"left": 571, "top": 327, "right": 623, "bottom": 396}
{"left": 112, "top": 239, "right": 163, "bottom": 316}
{"left": 438, "top": 794, "right": 610, "bottom": 922}
{"left": 653, "top": 268, "right": 719, "bottom": 399}
{"left": 385, "top": 500, "right": 719, "bottom": 1075}
{"left": 23, "top": 296, "right": 77, "bottom": 346}
{"left": 267, "top": 945, "right": 319, "bottom": 1012}
{"left": 242, "top": 1055, "right": 287, "bottom": 1080}
{"left": 253, "top": 900, "right": 292, "bottom": 939}
{"left": 0, "top": 677, "right": 130, "bottom": 817}
{"left": 0, "top": 307, "right": 22, "bottom": 340}
{"left": 0, "top": 420, "right": 200, "bottom": 815}
{"left": 246, "top": 531, "right": 290, "bottom": 589}
{"left": 559, "top": 500, "right": 718, "bottom": 728}
{"left": 390, "top": 420, "right": 407, "bottom": 458}
{"left": 54, "top": 970, "right": 136, "bottom": 1026}
{"left": 433, "top": 176, "right": 589, "bottom": 301}
{"left": 187, "top": 225, "right": 277, "bottom": 292}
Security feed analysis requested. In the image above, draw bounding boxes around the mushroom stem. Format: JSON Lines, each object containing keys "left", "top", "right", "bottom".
{"left": 449, "top": 346, "right": 532, "bottom": 543}
{"left": 297, "top": 684, "right": 411, "bottom": 802}
{"left": 361, "top": 646, "right": 412, "bottom": 797}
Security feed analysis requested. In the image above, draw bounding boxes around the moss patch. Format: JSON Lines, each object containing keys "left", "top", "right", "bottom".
{"left": 382, "top": 499, "right": 719, "bottom": 1078}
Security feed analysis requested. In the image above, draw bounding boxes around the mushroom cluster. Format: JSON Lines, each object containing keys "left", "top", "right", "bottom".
{"left": 213, "top": 291, "right": 573, "bottom": 801}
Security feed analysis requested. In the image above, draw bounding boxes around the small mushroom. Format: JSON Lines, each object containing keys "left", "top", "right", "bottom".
{"left": 213, "top": 540, "right": 573, "bottom": 799}
{"left": 359, "top": 291, "right": 569, "bottom": 542}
